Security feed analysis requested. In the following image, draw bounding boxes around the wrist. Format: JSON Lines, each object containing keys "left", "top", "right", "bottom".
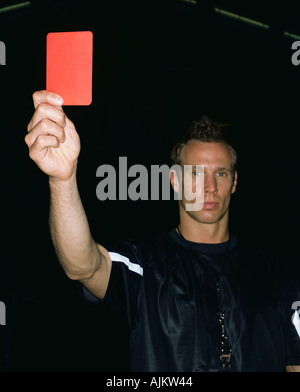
{"left": 49, "top": 161, "right": 78, "bottom": 185}
{"left": 49, "top": 165, "right": 78, "bottom": 195}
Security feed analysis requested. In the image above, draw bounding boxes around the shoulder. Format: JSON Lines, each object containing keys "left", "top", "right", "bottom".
{"left": 235, "top": 237, "right": 278, "bottom": 270}
{"left": 235, "top": 237, "right": 299, "bottom": 291}
{"left": 103, "top": 229, "right": 179, "bottom": 269}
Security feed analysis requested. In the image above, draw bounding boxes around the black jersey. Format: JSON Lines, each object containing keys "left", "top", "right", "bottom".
{"left": 80, "top": 229, "right": 300, "bottom": 372}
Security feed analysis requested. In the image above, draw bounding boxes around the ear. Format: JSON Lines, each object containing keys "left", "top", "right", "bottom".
{"left": 170, "top": 169, "right": 180, "bottom": 194}
{"left": 231, "top": 171, "right": 238, "bottom": 194}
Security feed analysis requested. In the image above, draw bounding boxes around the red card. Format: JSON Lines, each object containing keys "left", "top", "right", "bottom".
{"left": 46, "top": 31, "right": 93, "bottom": 106}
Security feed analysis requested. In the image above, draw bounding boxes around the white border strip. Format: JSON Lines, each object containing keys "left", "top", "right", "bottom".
{"left": 109, "top": 252, "right": 143, "bottom": 276}
{"left": 292, "top": 310, "right": 300, "bottom": 337}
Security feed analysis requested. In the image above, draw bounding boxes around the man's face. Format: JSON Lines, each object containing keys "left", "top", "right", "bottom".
{"left": 174, "top": 140, "right": 237, "bottom": 225}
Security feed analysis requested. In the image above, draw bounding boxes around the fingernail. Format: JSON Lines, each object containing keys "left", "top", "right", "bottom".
{"left": 54, "top": 95, "right": 63, "bottom": 105}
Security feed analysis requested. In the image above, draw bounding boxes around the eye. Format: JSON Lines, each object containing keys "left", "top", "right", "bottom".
{"left": 216, "top": 171, "right": 227, "bottom": 177}
{"left": 192, "top": 171, "right": 202, "bottom": 176}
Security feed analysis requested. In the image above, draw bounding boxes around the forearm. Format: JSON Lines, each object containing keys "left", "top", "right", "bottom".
{"left": 49, "top": 168, "right": 100, "bottom": 279}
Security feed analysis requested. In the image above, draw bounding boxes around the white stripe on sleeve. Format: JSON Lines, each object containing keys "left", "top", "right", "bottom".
{"left": 292, "top": 310, "right": 300, "bottom": 338}
{"left": 109, "top": 252, "right": 143, "bottom": 276}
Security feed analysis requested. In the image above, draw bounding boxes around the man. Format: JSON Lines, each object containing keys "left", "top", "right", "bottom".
{"left": 25, "top": 90, "right": 300, "bottom": 372}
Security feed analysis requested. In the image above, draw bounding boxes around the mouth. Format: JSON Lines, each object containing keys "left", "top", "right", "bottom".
{"left": 203, "top": 202, "right": 219, "bottom": 210}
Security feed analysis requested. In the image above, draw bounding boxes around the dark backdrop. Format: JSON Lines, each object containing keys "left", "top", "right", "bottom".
{"left": 0, "top": 0, "right": 299, "bottom": 371}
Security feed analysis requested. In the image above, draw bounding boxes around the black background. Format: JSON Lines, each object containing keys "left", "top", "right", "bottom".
{"left": 0, "top": 0, "right": 300, "bottom": 371}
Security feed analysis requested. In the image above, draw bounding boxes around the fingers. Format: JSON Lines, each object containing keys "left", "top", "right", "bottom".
{"left": 26, "top": 90, "right": 67, "bottom": 149}
{"left": 27, "top": 102, "right": 66, "bottom": 133}
{"left": 28, "top": 135, "right": 60, "bottom": 162}
{"left": 32, "top": 90, "right": 63, "bottom": 109}
{"left": 25, "top": 90, "right": 80, "bottom": 178}
{"left": 25, "top": 117, "right": 66, "bottom": 148}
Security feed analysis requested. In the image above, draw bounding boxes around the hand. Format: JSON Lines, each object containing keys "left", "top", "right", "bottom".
{"left": 25, "top": 90, "right": 81, "bottom": 182}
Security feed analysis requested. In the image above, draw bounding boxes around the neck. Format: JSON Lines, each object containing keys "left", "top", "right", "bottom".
{"left": 178, "top": 213, "right": 230, "bottom": 244}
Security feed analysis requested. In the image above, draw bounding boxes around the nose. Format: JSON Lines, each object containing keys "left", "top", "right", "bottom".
{"left": 204, "top": 173, "right": 217, "bottom": 194}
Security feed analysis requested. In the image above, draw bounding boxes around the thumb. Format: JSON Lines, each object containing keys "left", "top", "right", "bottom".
{"left": 33, "top": 90, "right": 64, "bottom": 109}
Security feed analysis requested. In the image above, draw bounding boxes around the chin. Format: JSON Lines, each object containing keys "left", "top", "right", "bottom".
{"left": 187, "top": 210, "right": 218, "bottom": 224}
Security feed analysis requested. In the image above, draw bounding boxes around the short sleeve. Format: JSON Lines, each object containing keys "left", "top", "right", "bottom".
{"left": 274, "top": 261, "right": 300, "bottom": 366}
{"left": 78, "top": 239, "right": 143, "bottom": 329}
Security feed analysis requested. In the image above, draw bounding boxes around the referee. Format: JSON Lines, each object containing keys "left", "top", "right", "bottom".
{"left": 25, "top": 90, "right": 300, "bottom": 372}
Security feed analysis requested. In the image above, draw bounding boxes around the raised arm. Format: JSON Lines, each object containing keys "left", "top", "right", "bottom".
{"left": 25, "top": 90, "right": 111, "bottom": 299}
